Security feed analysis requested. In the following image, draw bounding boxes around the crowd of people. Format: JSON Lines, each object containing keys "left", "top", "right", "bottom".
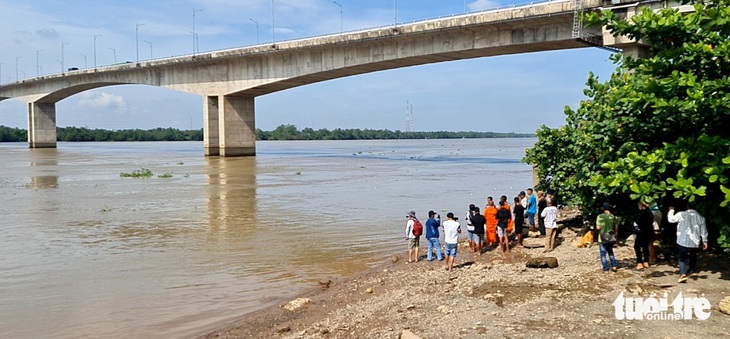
{"left": 404, "top": 188, "right": 559, "bottom": 271}
{"left": 405, "top": 189, "right": 710, "bottom": 282}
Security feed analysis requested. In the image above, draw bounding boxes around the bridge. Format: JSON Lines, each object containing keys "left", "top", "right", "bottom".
{"left": 0, "top": 0, "right": 672, "bottom": 156}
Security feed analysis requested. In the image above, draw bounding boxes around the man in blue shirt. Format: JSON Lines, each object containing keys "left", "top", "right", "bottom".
{"left": 425, "top": 210, "right": 444, "bottom": 261}
{"left": 526, "top": 188, "right": 538, "bottom": 233}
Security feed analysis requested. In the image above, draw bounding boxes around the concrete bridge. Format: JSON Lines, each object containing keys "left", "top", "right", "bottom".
{"left": 0, "top": 0, "right": 668, "bottom": 156}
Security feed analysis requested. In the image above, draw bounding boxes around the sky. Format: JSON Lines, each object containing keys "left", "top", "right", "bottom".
{"left": 0, "top": 0, "right": 618, "bottom": 133}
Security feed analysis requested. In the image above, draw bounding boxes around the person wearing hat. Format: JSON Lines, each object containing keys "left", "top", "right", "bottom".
{"left": 596, "top": 202, "right": 618, "bottom": 273}
{"left": 405, "top": 211, "right": 421, "bottom": 263}
{"left": 442, "top": 212, "right": 462, "bottom": 271}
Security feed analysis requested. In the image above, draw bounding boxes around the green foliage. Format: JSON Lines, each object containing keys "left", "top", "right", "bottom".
{"left": 1, "top": 124, "right": 531, "bottom": 143}
{"left": 120, "top": 168, "right": 153, "bottom": 178}
{"left": 157, "top": 172, "right": 173, "bottom": 178}
{"left": 525, "top": 0, "right": 730, "bottom": 251}
{"left": 255, "top": 124, "right": 532, "bottom": 140}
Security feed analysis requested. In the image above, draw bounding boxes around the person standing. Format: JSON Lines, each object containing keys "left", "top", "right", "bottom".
{"left": 442, "top": 212, "right": 462, "bottom": 271}
{"left": 496, "top": 200, "right": 512, "bottom": 253}
{"left": 526, "top": 188, "right": 537, "bottom": 233}
{"left": 471, "top": 206, "right": 486, "bottom": 255}
{"left": 425, "top": 211, "right": 443, "bottom": 261}
{"left": 537, "top": 191, "right": 548, "bottom": 236}
{"left": 668, "top": 203, "right": 708, "bottom": 283}
{"left": 541, "top": 199, "right": 559, "bottom": 252}
{"left": 649, "top": 203, "right": 662, "bottom": 264}
{"left": 465, "top": 204, "right": 476, "bottom": 253}
{"left": 633, "top": 202, "right": 654, "bottom": 270}
{"left": 596, "top": 203, "right": 618, "bottom": 273}
{"left": 513, "top": 196, "right": 525, "bottom": 247}
{"left": 483, "top": 197, "right": 498, "bottom": 248}
{"left": 405, "top": 211, "right": 421, "bottom": 263}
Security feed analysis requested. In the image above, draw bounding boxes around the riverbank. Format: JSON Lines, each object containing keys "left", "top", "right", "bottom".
{"left": 202, "top": 211, "right": 730, "bottom": 339}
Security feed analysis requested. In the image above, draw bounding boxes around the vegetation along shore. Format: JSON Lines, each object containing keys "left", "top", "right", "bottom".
{"left": 0, "top": 124, "right": 532, "bottom": 142}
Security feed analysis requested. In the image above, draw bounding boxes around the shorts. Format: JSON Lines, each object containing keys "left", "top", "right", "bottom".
{"left": 497, "top": 227, "right": 508, "bottom": 238}
{"left": 445, "top": 242, "right": 458, "bottom": 257}
{"left": 467, "top": 230, "right": 475, "bottom": 241}
{"left": 408, "top": 237, "right": 420, "bottom": 249}
{"left": 473, "top": 233, "right": 485, "bottom": 244}
{"left": 527, "top": 212, "right": 536, "bottom": 225}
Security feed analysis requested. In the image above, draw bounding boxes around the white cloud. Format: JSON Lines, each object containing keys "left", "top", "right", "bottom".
{"left": 77, "top": 92, "right": 127, "bottom": 109}
{"left": 468, "top": 0, "right": 502, "bottom": 11}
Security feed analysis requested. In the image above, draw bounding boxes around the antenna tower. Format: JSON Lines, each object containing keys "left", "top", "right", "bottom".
{"left": 405, "top": 101, "right": 414, "bottom": 132}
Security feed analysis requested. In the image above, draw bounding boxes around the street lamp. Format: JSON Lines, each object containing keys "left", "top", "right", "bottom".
{"left": 333, "top": 1, "right": 343, "bottom": 33}
{"left": 136, "top": 23, "right": 145, "bottom": 62}
{"left": 80, "top": 54, "right": 87, "bottom": 68}
{"left": 61, "top": 42, "right": 69, "bottom": 72}
{"left": 36, "top": 50, "right": 44, "bottom": 76}
{"left": 144, "top": 40, "right": 152, "bottom": 59}
{"left": 394, "top": 0, "right": 398, "bottom": 29}
{"left": 94, "top": 34, "right": 102, "bottom": 68}
{"left": 15, "top": 56, "right": 22, "bottom": 81}
{"left": 108, "top": 47, "right": 116, "bottom": 63}
{"left": 271, "top": 0, "right": 275, "bottom": 43}
{"left": 193, "top": 8, "right": 203, "bottom": 54}
{"left": 249, "top": 18, "right": 259, "bottom": 44}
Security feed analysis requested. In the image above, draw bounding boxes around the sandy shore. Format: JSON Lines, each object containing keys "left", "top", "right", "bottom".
{"left": 202, "top": 212, "right": 730, "bottom": 339}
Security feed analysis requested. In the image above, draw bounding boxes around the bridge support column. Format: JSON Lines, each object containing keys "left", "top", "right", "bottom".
{"left": 203, "top": 96, "right": 220, "bottom": 156}
{"left": 28, "top": 102, "right": 57, "bottom": 148}
{"left": 218, "top": 95, "right": 256, "bottom": 157}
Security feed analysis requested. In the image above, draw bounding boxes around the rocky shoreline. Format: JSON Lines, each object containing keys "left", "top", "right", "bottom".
{"left": 202, "top": 210, "right": 730, "bottom": 339}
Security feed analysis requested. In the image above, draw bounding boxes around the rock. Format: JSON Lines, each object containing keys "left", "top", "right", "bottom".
{"left": 366, "top": 287, "right": 374, "bottom": 294}
{"left": 523, "top": 237, "right": 545, "bottom": 248}
{"left": 400, "top": 329, "right": 421, "bottom": 339}
{"left": 284, "top": 298, "right": 311, "bottom": 311}
{"left": 276, "top": 326, "right": 291, "bottom": 334}
{"left": 391, "top": 255, "right": 400, "bottom": 263}
{"left": 592, "top": 319, "right": 603, "bottom": 324}
{"left": 319, "top": 279, "right": 331, "bottom": 289}
{"left": 719, "top": 296, "right": 730, "bottom": 315}
{"left": 406, "top": 304, "right": 416, "bottom": 310}
{"left": 475, "top": 326, "right": 487, "bottom": 334}
{"left": 526, "top": 257, "right": 559, "bottom": 268}
{"left": 437, "top": 305, "right": 451, "bottom": 314}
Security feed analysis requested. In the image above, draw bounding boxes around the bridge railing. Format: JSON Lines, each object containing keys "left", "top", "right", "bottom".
{"left": 7, "top": 0, "right": 573, "bottom": 83}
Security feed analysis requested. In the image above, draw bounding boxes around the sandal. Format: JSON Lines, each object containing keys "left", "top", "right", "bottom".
{"left": 678, "top": 275, "right": 688, "bottom": 283}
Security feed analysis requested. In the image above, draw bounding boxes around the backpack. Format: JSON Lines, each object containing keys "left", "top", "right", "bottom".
{"left": 412, "top": 219, "right": 423, "bottom": 237}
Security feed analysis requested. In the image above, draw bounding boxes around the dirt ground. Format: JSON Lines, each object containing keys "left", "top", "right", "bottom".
{"left": 202, "top": 214, "right": 730, "bottom": 339}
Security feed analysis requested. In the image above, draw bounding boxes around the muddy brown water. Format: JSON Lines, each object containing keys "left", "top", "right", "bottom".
{"left": 0, "top": 138, "right": 535, "bottom": 338}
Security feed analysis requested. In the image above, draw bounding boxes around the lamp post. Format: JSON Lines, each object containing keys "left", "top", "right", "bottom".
{"left": 108, "top": 47, "right": 116, "bottom": 63}
{"left": 333, "top": 1, "right": 343, "bottom": 33}
{"left": 271, "top": 0, "right": 275, "bottom": 43}
{"left": 394, "top": 0, "right": 398, "bottom": 29}
{"left": 193, "top": 8, "right": 203, "bottom": 54}
{"left": 15, "top": 56, "right": 22, "bottom": 81}
{"left": 144, "top": 40, "right": 152, "bottom": 59}
{"left": 80, "top": 54, "right": 87, "bottom": 68}
{"left": 94, "top": 34, "right": 102, "bottom": 68}
{"left": 136, "top": 23, "right": 145, "bottom": 62}
{"left": 36, "top": 50, "right": 43, "bottom": 76}
{"left": 61, "top": 42, "right": 69, "bottom": 72}
{"left": 249, "top": 18, "right": 259, "bottom": 44}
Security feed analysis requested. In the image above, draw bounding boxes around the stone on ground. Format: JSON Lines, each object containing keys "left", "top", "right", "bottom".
{"left": 526, "top": 257, "right": 559, "bottom": 268}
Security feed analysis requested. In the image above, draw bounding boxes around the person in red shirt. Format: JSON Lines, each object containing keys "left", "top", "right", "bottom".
{"left": 483, "top": 197, "right": 498, "bottom": 248}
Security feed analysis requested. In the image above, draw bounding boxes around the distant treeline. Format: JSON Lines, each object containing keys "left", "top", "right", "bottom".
{"left": 0, "top": 124, "right": 532, "bottom": 142}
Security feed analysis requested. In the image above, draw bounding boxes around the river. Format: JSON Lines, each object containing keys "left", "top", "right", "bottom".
{"left": 0, "top": 138, "right": 535, "bottom": 338}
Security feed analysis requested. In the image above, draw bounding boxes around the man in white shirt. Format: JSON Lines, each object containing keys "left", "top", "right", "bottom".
{"left": 442, "top": 212, "right": 462, "bottom": 271}
{"left": 668, "top": 203, "right": 708, "bottom": 283}
{"left": 541, "top": 199, "right": 559, "bottom": 252}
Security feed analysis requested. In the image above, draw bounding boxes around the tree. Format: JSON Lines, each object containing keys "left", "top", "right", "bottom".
{"left": 525, "top": 0, "right": 730, "bottom": 250}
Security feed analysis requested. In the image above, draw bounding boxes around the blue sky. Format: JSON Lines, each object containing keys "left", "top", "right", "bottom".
{"left": 0, "top": 0, "right": 617, "bottom": 132}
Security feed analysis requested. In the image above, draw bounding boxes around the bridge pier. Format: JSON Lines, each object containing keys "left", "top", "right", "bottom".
{"left": 28, "top": 102, "right": 57, "bottom": 148}
{"left": 204, "top": 95, "right": 256, "bottom": 157}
